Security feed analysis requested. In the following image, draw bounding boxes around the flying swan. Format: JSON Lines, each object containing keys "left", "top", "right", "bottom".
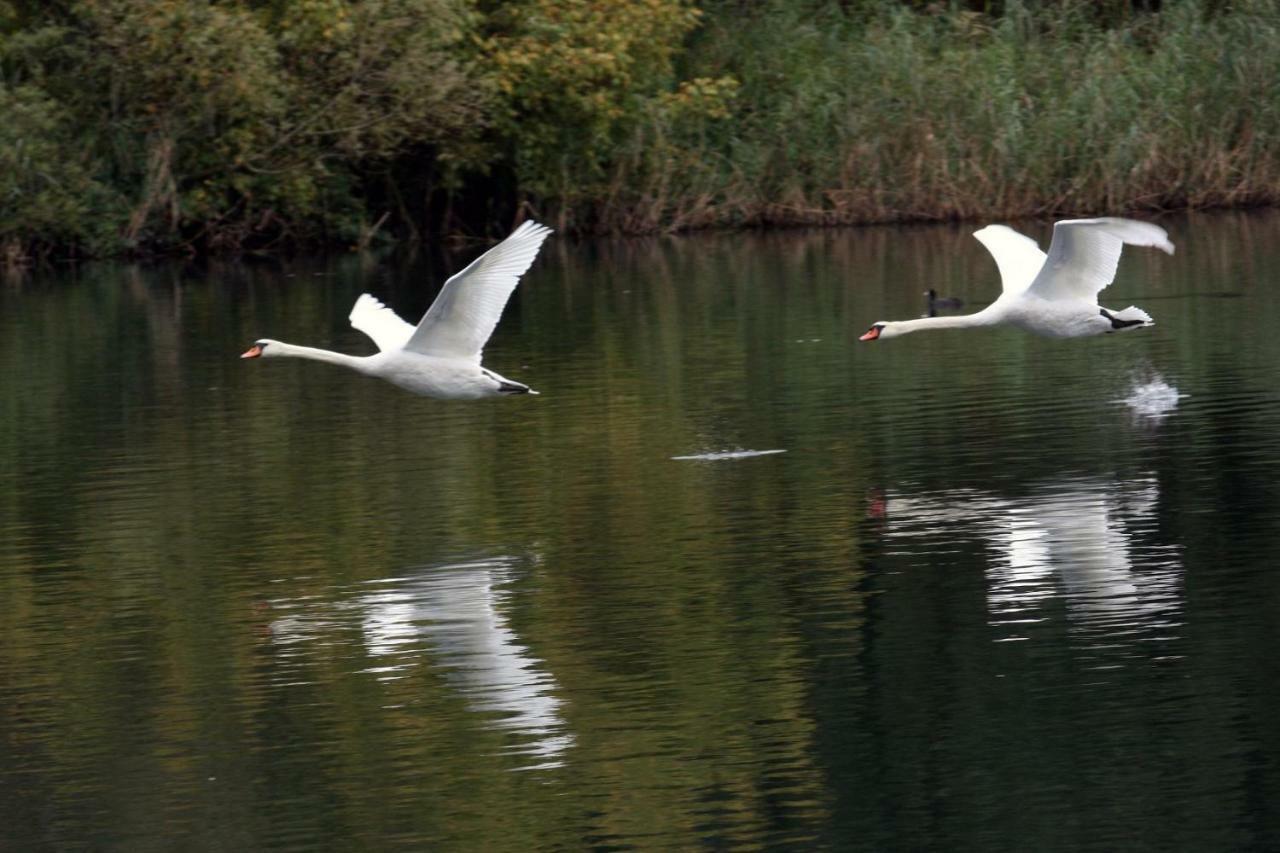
{"left": 859, "top": 218, "right": 1174, "bottom": 341}
{"left": 242, "top": 221, "right": 552, "bottom": 399}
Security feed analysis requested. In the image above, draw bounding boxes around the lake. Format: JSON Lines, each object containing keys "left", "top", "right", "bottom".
{"left": 3, "top": 211, "right": 1280, "bottom": 850}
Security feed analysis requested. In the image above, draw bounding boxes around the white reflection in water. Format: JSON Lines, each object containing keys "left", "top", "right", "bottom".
{"left": 269, "top": 556, "right": 573, "bottom": 768}
{"left": 882, "top": 476, "right": 1183, "bottom": 644}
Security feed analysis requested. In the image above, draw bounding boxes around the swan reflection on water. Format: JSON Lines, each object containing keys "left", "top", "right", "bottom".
{"left": 267, "top": 556, "right": 573, "bottom": 768}
{"left": 880, "top": 476, "right": 1183, "bottom": 646}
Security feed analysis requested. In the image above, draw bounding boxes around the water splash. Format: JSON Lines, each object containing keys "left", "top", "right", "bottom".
{"left": 671, "top": 448, "right": 787, "bottom": 461}
{"left": 1120, "top": 375, "right": 1187, "bottom": 420}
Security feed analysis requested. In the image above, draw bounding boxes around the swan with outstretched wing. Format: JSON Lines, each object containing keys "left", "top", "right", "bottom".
{"left": 860, "top": 217, "right": 1174, "bottom": 342}
{"left": 242, "top": 221, "right": 552, "bottom": 399}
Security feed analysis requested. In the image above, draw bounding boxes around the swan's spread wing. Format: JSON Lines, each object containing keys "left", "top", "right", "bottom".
{"left": 1027, "top": 218, "right": 1174, "bottom": 303}
{"left": 404, "top": 221, "right": 553, "bottom": 361}
{"left": 973, "top": 225, "right": 1047, "bottom": 296}
{"left": 349, "top": 294, "right": 415, "bottom": 352}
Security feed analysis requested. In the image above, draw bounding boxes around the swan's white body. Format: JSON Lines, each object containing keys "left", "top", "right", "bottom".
{"left": 860, "top": 218, "right": 1174, "bottom": 341}
{"left": 243, "top": 221, "right": 552, "bottom": 399}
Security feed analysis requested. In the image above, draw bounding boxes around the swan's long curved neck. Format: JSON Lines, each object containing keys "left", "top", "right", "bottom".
{"left": 886, "top": 307, "right": 1001, "bottom": 337}
{"left": 266, "top": 341, "right": 373, "bottom": 373}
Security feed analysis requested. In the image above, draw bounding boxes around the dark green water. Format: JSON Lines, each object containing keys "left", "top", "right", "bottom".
{"left": 3, "top": 212, "right": 1280, "bottom": 850}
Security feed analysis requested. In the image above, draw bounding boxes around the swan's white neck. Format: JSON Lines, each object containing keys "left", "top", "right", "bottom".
{"left": 263, "top": 341, "right": 373, "bottom": 373}
{"left": 881, "top": 307, "right": 1001, "bottom": 338}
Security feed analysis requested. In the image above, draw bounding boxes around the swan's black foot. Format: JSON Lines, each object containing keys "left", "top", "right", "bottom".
{"left": 499, "top": 379, "right": 534, "bottom": 395}
{"left": 1100, "top": 308, "right": 1146, "bottom": 331}
{"left": 483, "top": 368, "right": 536, "bottom": 394}
{"left": 498, "top": 381, "right": 534, "bottom": 395}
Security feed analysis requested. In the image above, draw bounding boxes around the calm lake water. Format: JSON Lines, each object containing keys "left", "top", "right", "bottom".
{"left": 3, "top": 211, "right": 1280, "bottom": 850}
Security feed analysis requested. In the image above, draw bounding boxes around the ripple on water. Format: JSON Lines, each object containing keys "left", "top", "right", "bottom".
{"left": 6, "top": 213, "right": 1280, "bottom": 850}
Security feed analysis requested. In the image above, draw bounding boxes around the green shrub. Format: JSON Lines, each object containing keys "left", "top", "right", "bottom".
{"left": 1, "top": 0, "right": 1279, "bottom": 258}
{"left": 0, "top": 83, "right": 120, "bottom": 261}
{"left": 1, "top": 0, "right": 484, "bottom": 258}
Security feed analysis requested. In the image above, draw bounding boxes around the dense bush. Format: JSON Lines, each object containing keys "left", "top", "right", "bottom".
{"left": 1, "top": 0, "right": 484, "bottom": 258}
{"left": 1, "top": 0, "right": 1278, "bottom": 259}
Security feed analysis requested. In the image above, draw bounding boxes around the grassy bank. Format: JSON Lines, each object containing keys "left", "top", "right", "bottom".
{"left": 596, "top": 0, "right": 1280, "bottom": 232}
{"left": 3, "top": 0, "right": 1279, "bottom": 259}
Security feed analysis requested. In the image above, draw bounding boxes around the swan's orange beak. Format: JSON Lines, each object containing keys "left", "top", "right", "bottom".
{"left": 859, "top": 326, "right": 882, "bottom": 342}
{"left": 240, "top": 345, "right": 263, "bottom": 359}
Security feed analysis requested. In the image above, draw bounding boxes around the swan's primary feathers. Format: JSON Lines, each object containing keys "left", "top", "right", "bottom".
{"left": 406, "top": 220, "right": 552, "bottom": 362}
{"left": 861, "top": 217, "right": 1174, "bottom": 341}
{"left": 243, "top": 221, "right": 553, "bottom": 399}
{"left": 1028, "top": 217, "right": 1174, "bottom": 303}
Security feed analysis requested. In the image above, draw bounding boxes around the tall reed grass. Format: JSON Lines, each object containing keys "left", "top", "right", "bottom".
{"left": 581, "top": 0, "right": 1280, "bottom": 232}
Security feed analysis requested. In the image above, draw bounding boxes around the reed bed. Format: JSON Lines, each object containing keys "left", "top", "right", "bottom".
{"left": 581, "top": 0, "right": 1280, "bottom": 233}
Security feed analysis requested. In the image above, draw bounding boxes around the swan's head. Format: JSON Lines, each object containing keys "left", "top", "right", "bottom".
{"left": 241, "top": 339, "right": 282, "bottom": 359}
{"left": 860, "top": 322, "right": 889, "bottom": 341}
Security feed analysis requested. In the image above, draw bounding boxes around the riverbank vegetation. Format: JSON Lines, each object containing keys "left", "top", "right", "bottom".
{"left": 2, "top": 0, "right": 1278, "bottom": 259}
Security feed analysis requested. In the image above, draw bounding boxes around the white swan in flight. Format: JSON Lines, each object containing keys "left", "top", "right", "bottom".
{"left": 241, "top": 221, "right": 552, "bottom": 398}
{"left": 859, "top": 218, "right": 1174, "bottom": 341}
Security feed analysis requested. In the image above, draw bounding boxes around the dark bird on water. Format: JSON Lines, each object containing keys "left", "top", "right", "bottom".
{"left": 923, "top": 288, "right": 964, "bottom": 317}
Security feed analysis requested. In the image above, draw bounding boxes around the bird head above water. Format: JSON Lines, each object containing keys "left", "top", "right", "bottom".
{"left": 240, "top": 339, "right": 281, "bottom": 359}
{"left": 859, "top": 323, "right": 887, "bottom": 341}
{"left": 924, "top": 288, "right": 964, "bottom": 309}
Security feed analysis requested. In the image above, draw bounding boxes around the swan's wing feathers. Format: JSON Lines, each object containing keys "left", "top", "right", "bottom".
{"left": 1028, "top": 218, "right": 1174, "bottom": 302}
{"left": 404, "top": 221, "right": 553, "bottom": 360}
{"left": 972, "top": 224, "right": 1047, "bottom": 296}
{"left": 1080, "top": 217, "right": 1175, "bottom": 255}
{"left": 349, "top": 293, "right": 416, "bottom": 352}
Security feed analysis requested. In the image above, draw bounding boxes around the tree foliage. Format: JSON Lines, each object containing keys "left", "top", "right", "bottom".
{"left": 481, "top": 1, "right": 704, "bottom": 214}
{"left": 1, "top": 0, "right": 1278, "bottom": 259}
{"left": 1, "top": 0, "right": 484, "bottom": 257}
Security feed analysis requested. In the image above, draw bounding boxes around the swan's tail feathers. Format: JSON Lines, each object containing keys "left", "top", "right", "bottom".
{"left": 1104, "top": 305, "right": 1154, "bottom": 331}
{"left": 1116, "top": 305, "right": 1154, "bottom": 324}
